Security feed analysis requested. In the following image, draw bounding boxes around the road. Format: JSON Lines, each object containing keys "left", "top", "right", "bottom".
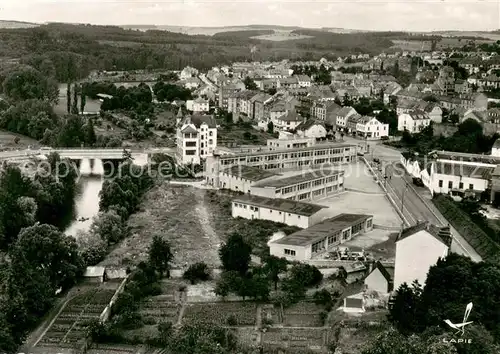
{"left": 359, "top": 139, "right": 482, "bottom": 262}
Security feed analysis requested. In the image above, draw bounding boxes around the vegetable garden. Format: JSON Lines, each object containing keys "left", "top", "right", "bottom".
{"left": 182, "top": 302, "right": 257, "bottom": 326}
{"left": 262, "top": 328, "right": 326, "bottom": 352}
{"left": 36, "top": 287, "right": 117, "bottom": 349}
{"left": 282, "top": 301, "right": 326, "bottom": 327}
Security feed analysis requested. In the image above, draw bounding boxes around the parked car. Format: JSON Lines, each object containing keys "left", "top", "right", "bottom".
{"left": 412, "top": 177, "right": 424, "bottom": 187}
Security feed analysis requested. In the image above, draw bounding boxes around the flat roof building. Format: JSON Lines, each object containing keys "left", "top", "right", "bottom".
{"left": 251, "top": 169, "right": 344, "bottom": 202}
{"left": 218, "top": 165, "right": 280, "bottom": 193}
{"left": 205, "top": 142, "right": 357, "bottom": 187}
{"left": 270, "top": 214, "right": 373, "bottom": 261}
{"left": 232, "top": 194, "right": 327, "bottom": 228}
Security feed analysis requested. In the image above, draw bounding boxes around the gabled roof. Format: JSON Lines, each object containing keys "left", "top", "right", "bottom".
{"left": 233, "top": 194, "right": 326, "bottom": 217}
{"left": 396, "top": 221, "right": 452, "bottom": 247}
{"left": 180, "top": 114, "right": 217, "bottom": 129}
{"left": 337, "top": 106, "right": 356, "bottom": 117}
{"left": 369, "top": 261, "right": 393, "bottom": 283}
{"left": 296, "top": 119, "right": 325, "bottom": 131}
{"left": 277, "top": 110, "right": 304, "bottom": 122}
{"left": 270, "top": 102, "right": 286, "bottom": 112}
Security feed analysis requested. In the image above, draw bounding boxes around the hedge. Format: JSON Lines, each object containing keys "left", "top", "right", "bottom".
{"left": 432, "top": 195, "right": 500, "bottom": 260}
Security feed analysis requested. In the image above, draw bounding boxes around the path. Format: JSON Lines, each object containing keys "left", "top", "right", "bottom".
{"left": 193, "top": 188, "right": 222, "bottom": 267}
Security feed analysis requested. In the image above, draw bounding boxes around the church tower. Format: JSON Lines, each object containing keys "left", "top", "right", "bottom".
{"left": 176, "top": 106, "right": 184, "bottom": 126}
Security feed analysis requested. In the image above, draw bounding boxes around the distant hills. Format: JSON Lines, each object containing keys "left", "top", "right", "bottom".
{"left": 0, "top": 20, "right": 39, "bottom": 29}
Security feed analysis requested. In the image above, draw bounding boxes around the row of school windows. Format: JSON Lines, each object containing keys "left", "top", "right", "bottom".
{"left": 278, "top": 182, "right": 343, "bottom": 195}
{"left": 220, "top": 149, "right": 353, "bottom": 165}
{"left": 438, "top": 180, "right": 474, "bottom": 190}
{"left": 233, "top": 203, "right": 302, "bottom": 218}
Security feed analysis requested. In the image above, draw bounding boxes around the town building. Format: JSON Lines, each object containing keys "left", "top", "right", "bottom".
{"left": 267, "top": 135, "right": 316, "bottom": 150}
{"left": 217, "top": 165, "right": 279, "bottom": 193}
{"left": 231, "top": 194, "right": 326, "bottom": 228}
{"left": 394, "top": 222, "right": 451, "bottom": 290}
{"left": 310, "top": 100, "right": 341, "bottom": 122}
{"left": 295, "top": 120, "right": 328, "bottom": 139}
{"left": 186, "top": 98, "right": 210, "bottom": 112}
{"left": 250, "top": 169, "right": 344, "bottom": 201}
{"left": 205, "top": 142, "right": 357, "bottom": 186}
{"left": 272, "top": 111, "right": 306, "bottom": 132}
{"left": 335, "top": 107, "right": 358, "bottom": 130}
{"left": 269, "top": 214, "right": 373, "bottom": 261}
{"left": 355, "top": 116, "right": 389, "bottom": 140}
{"left": 397, "top": 111, "right": 431, "bottom": 133}
{"left": 364, "top": 262, "right": 394, "bottom": 294}
{"left": 176, "top": 114, "right": 217, "bottom": 165}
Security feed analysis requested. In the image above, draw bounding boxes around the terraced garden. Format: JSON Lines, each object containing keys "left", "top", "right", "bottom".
{"left": 36, "top": 286, "right": 118, "bottom": 349}
{"left": 262, "top": 327, "right": 326, "bottom": 352}
{"left": 182, "top": 302, "right": 257, "bottom": 326}
{"left": 282, "top": 301, "right": 326, "bottom": 327}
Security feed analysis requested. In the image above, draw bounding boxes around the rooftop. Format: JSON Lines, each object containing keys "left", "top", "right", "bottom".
{"left": 84, "top": 266, "right": 105, "bottom": 278}
{"left": 233, "top": 194, "right": 326, "bottom": 217}
{"left": 253, "top": 169, "right": 343, "bottom": 189}
{"left": 222, "top": 165, "right": 279, "bottom": 182}
{"left": 434, "top": 161, "right": 495, "bottom": 179}
{"left": 396, "top": 222, "right": 452, "bottom": 247}
{"left": 216, "top": 142, "right": 356, "bottom": 159}
{"left": 271, "top": 214, "right": 372, "bottom": 246}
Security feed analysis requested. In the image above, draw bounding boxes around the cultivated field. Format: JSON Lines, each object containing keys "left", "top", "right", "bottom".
{"left": 261, "top": 327, "right": 326, "bottom": 352}
{"left": 282, "top": 301, "right": 325, "bottom": 327}
{"left": 34, "top": 283, "right": 119, "bottom": 350}
{"left": 182, "top": 301, "right": 257, "bottom": 326}
{"left": 251, "top": 30, "right": 314, "bottom": 41}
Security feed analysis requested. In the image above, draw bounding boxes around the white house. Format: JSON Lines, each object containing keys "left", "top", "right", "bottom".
{"left": 429, "top": 160, "right": 494, "bottom": 198}
{"left": 186, "top": 97, "right": 210, "bottom": 112}
{"left": 272, "top": 111, "right": 305, "bottom": 132}
{"left": 335, "top": 106, "right": 358, "bottom": 130}
{"left": 295, "top": 120, "right": 327, "bottom": 139}
{"left": 296, "top": 74, "right": 312, "bottom": 88}
{"left": 364, "top": 262, "right": 394, "bottom": 294}
{"left": 397, "top": 111, "right": 431, "bottom": 133}
{"left": 394, "top": 222, "right": 451, "bottom": 291}
{"left": 182, "top": 77, "right": 202, "bottom": 90}
{"left": 232, "top": 194, "right": 326, "bottom": 229}
{"left": 269, "top": 214, "right": 373, "bottom": 261}
{"left": 180, "top": 66, "right": 199, "bottom": 80}
{"left": 355, "top": 116, "right": 389, "bottom": 140}
{"left": 176, "top": 114, "right": 217, "bottom": 165}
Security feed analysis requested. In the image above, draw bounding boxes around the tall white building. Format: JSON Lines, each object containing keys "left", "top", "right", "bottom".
{"left": 176, "top": 113, "right": 217, "bottom": 165}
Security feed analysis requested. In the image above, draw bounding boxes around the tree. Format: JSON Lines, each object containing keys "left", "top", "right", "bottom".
{"left": 66, "top": 82, "right": 71, "bottom": 113}
{"left": 388, "top": 281, "right": 423, "bottom": 334}
{"left": 313, "top": 289, "right": 335, "bottom": 311}
{"left": 3, "top": 67, "right": 58, "bottom": 103}
{"left": 71, "top": 84, "right": 79, "bottom": 114}
{"left": 183, "top": 262, "right": 211, "bottom": 284}
{"left": 263, "top": 255, "right": 288, "bottom": 290}
{"left": 76, "top": 230, "right": 108, "bottom": 266}
{"left": 267, "top": 121, "right": 274, "bottom": 134}
{"left": 243, "top": 76, "right": 258, "bottom": 90}
{"left": 89, "top": 210, "right": 126, "bottom": 246}
{"left": 219, "top": 233, "right": 252, "bottom": 275}
{"left": 214, "top": 271, "right": 241, "bottom": 298}
{"left": 85, "top": 118, "right": 97, "bottom": 147}
{"left": 148, "top": 235, "right": 173, "bottom": 277}
{"left": 80, "top": 90, "right": 86, "bottom": 113}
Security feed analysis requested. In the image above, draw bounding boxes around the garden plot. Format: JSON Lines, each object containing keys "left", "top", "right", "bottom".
{"left": 182, "top": 302, "right": 257, "bottom": 326}
{"left": 261, "top": 304, "right": 282, "bottom": 324}
{"left": 262, "top": 328, "right": 326, "bottom": 352}
{"left": 282, "top": 301, "right": 326, "bottom": 327}
{"left": 36, "top": 287, "right": 117, "bottom": 347}
{"left": 140, "top": 297, "right": 181, "bottom": 323}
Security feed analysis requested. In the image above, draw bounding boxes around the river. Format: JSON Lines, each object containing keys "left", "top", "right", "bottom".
{"left": 64, "top": 177, "right": 103, "bottom": 238}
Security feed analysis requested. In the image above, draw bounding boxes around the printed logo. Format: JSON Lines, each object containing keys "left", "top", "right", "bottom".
{"left": 444, "top": 302, "right": 473, "bottom": 336}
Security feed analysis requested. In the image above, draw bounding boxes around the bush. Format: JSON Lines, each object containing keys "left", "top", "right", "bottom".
{"left": 183, "top": 262, "right": 211, "bottom": 284}
{"left": 143, "top": 316, "right": 157, "bottom": 325}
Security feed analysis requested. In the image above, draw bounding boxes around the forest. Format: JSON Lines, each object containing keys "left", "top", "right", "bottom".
{"left": 0, "top": 23, "right": 422, "bottom": 83}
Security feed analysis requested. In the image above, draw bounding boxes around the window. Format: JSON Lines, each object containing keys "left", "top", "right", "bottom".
{"left": 459, "top": 182, "right": 464, "bottom": 189}
{"left": 186, "top": 150, "right": 196, "bottom": 156}
{"left": 185, "top": 141, "right": 197, "bottom": 147}
{"left": 469, "top": 184, "right": 474, "bottom": 190}
{"left": 448, "top": 181, "right": 453, "bottom": 189}
{"left": 367, "top": 218, "right": 372, "bottom": 229}
{"left": 438, "top": 180, "right": 443, "bottom": 187}
{"left": 312, "top": 240, "right": 324, "bottom": 253}
{"left": 284, "top": 249, "right": 296, "bottom": 256}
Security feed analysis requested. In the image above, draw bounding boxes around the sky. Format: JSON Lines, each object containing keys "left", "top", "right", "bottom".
{"left": 1, "top": 0, "right": 499, "bottom": 32}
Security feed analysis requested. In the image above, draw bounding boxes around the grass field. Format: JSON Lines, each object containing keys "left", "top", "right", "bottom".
{"left": 0, "top": 130, "right": 38, "bottom": 149}
{"left": 251, "top": 30, "right": 314, "bottom": 42}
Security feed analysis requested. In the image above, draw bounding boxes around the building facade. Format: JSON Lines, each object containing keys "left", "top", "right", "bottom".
{"left": 176, "top": 114, "right": 217, "bottom": 165}
{"left": 269, "top": 214, "right": 374, "bottom": 261}
{"left": 397, "top": 111, "right": 431, "bottom": 133}
{"left": 231, "top": 194, "right": 326, "bottom": 228}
